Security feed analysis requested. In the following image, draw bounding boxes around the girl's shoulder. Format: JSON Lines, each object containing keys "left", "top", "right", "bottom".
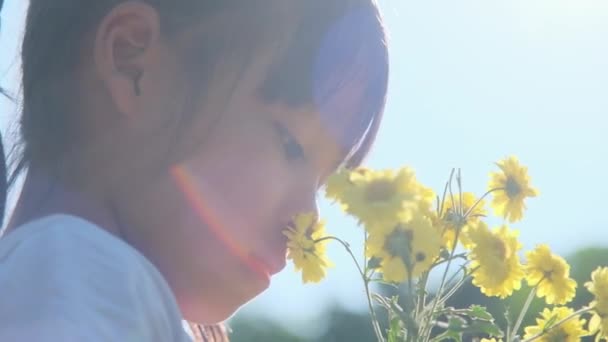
{"left": 1, "top": 214, "right": 143, "bottom": 264}
{"left": 0, "top": 214, "right": 156, "bottom": 277}
{"left": 0, "top": 214, "right": 192, "bottom": 341}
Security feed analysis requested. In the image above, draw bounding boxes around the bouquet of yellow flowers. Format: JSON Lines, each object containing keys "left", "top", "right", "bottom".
{"left": 283, "top": 156, "right": 608, "bottom": 342}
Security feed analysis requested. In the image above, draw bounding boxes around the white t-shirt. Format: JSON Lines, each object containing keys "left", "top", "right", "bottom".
{"left": 0, "top": 214, "right": 193, "bottom": 341}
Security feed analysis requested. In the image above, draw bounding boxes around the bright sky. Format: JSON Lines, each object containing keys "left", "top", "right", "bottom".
{"left": 2, "top": 0, "right": 608, "bottom": 334}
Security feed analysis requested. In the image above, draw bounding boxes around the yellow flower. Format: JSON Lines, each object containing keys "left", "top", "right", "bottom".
{"left": 325, "top": 168, "right": 356, "bottom": 202}
{"left": 467, "top": 222, "right": 524, "bottom": 298}
{"left": 524, "top": 244, "right": 576, "bottom": 305}
{"left": 588, "top": 312, "right": 608, "bottom": 341}
{"left": 340, "top": 167, "right": 433, "bottom": 226}
{"left": 439, "top": 192, "right": 486, "bottom": 250}
{"left": 585, "top": 267, "right": 608, "bottom": 340}
{"left": 367, "top": 213, "right": 441, "bottom": 283}
{"left": 587, "top": 267, "right": 608, "bottom": 302}
{"left": 523, "top": 307, "right": 587, "bottom": 342}
{"left": 488, "top": 156, "right": 538, "bottom": 223}
{"left": 283, "top": 213, "right": 332, "bottom": 283}
{"left": 442, "top": 192, "right": 487, "bottom": 225}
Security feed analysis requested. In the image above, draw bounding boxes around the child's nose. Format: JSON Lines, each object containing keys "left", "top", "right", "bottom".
{"left": 307, "top": 197, "right": 320, "bottom": 221}
{"left": 288, "top": 189, "right": 320, "bottom": 222}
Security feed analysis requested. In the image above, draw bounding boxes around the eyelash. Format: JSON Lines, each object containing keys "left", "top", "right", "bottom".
{"left": 274, "top": 122, "right": 306, "bottom": 162}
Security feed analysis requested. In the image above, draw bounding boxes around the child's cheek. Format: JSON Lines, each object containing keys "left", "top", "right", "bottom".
{"left": 184, "top": 141, "right": 288, "bottom": 246}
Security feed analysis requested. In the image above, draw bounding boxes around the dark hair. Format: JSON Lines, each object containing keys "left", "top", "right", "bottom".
{"left": 0, "top": 122, "right": 5, "bottom": 230}
{"left": 0, "top": 125, "right": 5, "bottom": 230}
{"left": 1, "top": 0, "right": 7, "bottom": 229}
{"left": 0, "top": 0, "right": 388, "bottom": 339}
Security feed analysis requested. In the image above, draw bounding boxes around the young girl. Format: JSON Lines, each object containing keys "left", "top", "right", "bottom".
{"left": 0, "top": 0, "right": 388, "bottom": 340}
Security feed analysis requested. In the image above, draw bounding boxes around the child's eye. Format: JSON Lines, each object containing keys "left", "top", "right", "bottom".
{"left": 274, "top": 122, "right": 306, "bottom": 161}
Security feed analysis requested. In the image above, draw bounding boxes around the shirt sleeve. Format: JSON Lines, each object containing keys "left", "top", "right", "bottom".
{"left": 0, "top": 216, "right": 190, "bottom": 342}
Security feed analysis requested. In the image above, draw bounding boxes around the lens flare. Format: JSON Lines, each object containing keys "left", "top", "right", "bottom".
{"left": 170, "top": 164, "right": 270, "bottom": 280}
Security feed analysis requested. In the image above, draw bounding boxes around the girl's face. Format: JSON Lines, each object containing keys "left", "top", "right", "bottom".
{"left": 86, "top": 2, "right": 380, "bottom": 324}
{"left": 118, "top": 58, "right": 349, "bottom": 323}
{"left": 93, "top": 3, "right": 365, "bottom": 323}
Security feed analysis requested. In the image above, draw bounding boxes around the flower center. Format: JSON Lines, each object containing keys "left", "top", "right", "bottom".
{"left": 365, "top": 180, "right": 396, "bottom": 203}
{"left": 505, "top": 176, "right": 522, "bottom": 198}
{"left": 415, "top": 252, "right": 426, "bottom": 262}
{"left": 492, "top": 237, "right": 510, "bottom": 260}
{"left": 385, "top": 226, "right": 414, "bottom": 266}
{"left": 443, "top": 208, "right": 466, "bottom": 228}
{"left": 546, "top": 328, "right": 569, "bottom": 342}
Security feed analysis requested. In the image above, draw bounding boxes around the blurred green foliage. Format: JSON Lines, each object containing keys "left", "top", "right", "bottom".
{"left": 230, "top": 304, "right": 375, "bottom": 342}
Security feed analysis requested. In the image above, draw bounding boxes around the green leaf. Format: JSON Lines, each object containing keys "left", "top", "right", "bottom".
{"left": 468, "top": 305, "right": 494, "bottom": 321}
{"left": 447, "top": 316, "right": 467, "bottom": 331}
{"left": 468, "top": 320, "right": 503, "bottom": 337}
{"left": 441, "top": 308, "right": 503, "bottom": 339}
{"left": 390, "top": 300, "right": 418, "bottom": 338}
{"left": 371, "top": 293, "right": 395, "bottom": 312}
{"left": 368, "top": 278, "right": 400, "bottom": 289}
{"left": 387, "top": 316, "right": 402, "bottom": 342}
{"left": 433, "top": 329, "right": 463, "bottom": 342}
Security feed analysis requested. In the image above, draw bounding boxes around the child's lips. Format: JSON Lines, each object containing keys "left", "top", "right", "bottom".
{"left": 249, "top": 250, "right": 286, "bottom": 276}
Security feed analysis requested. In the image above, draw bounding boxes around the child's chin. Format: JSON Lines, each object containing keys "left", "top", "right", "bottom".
{"left": 183, "top": 301, "right": 247, "bottom": 325}
{"left": 180, "top": 279, "right": 268, "bottom": 324}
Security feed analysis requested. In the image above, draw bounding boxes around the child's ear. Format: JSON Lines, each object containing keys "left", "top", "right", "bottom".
{"left": 93, "top": 2, "right": 161, "bottom": 117}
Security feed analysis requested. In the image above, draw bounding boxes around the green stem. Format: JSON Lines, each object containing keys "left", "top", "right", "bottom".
{"left": 365, "top": 276, "right": 386, "bottom": 342}
{"left": 436, "top": 267, "right": 478, "bottom": 306}
{"left": 422, "top": 227, "right": 462, "bottom": 340}
{"left": 448, "top": 178, "right": 457, "bottom": 221}
{"left": 463, "top": 187, "right": 504, "bottom": 218}
{"left": 438, "top": 169, "right": 455, "bottom": 217}
{"left": 314, "top": 236, "right": 365, "bottom": 277}
{"left": 430, "top": 253, "right": 467, "bottom": 268}
{"left": 364, "top": 230, "right": 369, "bottom": 274}
{"left": 416, "top": 271, "right": 430, "bottom": 320}
{"left": 510, "top": 286, "right": 537, "bottom": 341}
{"left": 456, "top": 169, "right": 463, "bottom": 217}
{"left": 521, "top": 307, "right": 592, "bottom": 342}
{"left": 316, "top": 236, "right": 385, "bottom": 342}
{"left": 443, "top": 261, "right": 471, "bottom": 288}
